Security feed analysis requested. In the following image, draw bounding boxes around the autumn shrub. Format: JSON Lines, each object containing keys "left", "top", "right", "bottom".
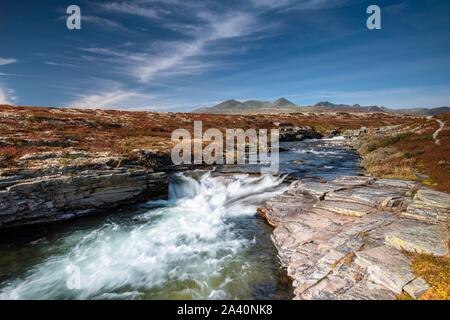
{"left": 360, "top": 146, "right": 416, "bottom": 180}
{"left": 0, "top": 146, "right": 20, "bottom": 160}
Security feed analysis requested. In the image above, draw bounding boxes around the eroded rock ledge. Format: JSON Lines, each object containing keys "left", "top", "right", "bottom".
{"left": 258, "top": 176, "right": 449, "bottom": 300}
{"left": 0, "top": 150, "right": 170, "bottom": 229}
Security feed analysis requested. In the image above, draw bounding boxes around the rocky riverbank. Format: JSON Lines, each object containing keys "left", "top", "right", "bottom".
{"left": 258, "top": 175, "right": 449, "bottom": 300}
{"left": 0, "top": 150, "right": 171, "bottom": 228}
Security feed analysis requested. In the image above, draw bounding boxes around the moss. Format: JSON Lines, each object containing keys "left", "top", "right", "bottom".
{"left": 396, "top": 293, "right": 414, "bottom": 300}
{"left": 410, "top": 253, "right": 450, "bottom": 300}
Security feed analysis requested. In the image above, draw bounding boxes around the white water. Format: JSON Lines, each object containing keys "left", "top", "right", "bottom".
{"left": 0, "top": 171, "right": 287, "bottom": 300}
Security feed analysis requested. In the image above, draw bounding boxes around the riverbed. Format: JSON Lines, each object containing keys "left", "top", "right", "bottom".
{"left": 0, "top": 138, "right": 360, "bottom": 299}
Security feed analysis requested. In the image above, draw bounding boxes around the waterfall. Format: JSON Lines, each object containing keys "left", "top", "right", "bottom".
{"left": 0, "top": 171, "right": 287, "bottom": 300}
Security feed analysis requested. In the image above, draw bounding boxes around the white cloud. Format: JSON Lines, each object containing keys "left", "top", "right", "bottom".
{"left": 0, "top": 86, "right": 16, "bottom": 105}
{"left": 100, "top": 2, "right": 161, "bottom": 19}
{"left": 91, "top": 1, "right": 268, "bottom": 82}
{"left": 251, "top": 0, "right": 350, "bottom": 11}
{"left": 82, "top": 15, "right": 138, "bottom": 34}
{"left": 249, "top": 0, "right": 294, "bottom": 9}
{"left": 135, "top": 11, "right": 262, "bottom": 82}
{"left": 0, "top": 58, "right": 17, "bottom": 66}
{"left": 67, "top": 88, "right": 155, "bottom": 110}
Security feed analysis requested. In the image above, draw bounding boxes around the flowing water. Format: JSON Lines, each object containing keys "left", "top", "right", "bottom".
{"left": 0, "top": 138, "right": 360, "bottom": 300}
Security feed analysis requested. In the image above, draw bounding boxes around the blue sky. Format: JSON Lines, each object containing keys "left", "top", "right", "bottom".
{"left": 0, "top": 0, "right": 449, "bottom": 111}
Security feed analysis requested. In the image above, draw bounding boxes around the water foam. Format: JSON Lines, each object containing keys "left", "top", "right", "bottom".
{"left": 0, "top": 171, "right": 286, "bottom": 300}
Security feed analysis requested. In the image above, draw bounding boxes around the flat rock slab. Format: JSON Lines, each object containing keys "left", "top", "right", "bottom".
{"left": 331, "top": 176, "right": 373, "bottom": 187}
{"left": 259, "top": 193, "right": 315, "bottom": 226}
{"left": 314, "top": 200, "right": 377, "bottom": 217}
{"left": 373, "top": 179, "right": 417, "bottom": 190}
{"left": 355, "top": 246, "right": 415, "bottom": 294}
{"left": 385, "top": 224, "right": 448, "bottom": 256}
{"left": 403, "top": 278, "right": 430, "bottom": 299}
{"left": 289, "top": 180, "right": 345, "bottom": 200}
{"left": 258, "top": 176, "right": 450, "bottom": 300}
{"left": 414, "top": 189, "right": 450, "bottom": 209}
{"left": 326, "top": 187, "right": 406, "bottom": 208}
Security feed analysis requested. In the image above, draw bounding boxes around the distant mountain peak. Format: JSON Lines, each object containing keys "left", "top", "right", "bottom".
{"left": 193, "top": 98, "right": 450, "bottom": 116}
{"left": 273, "top": 97, "right": 296, "bottom": 107}
{"left": 314, "top": 101, "right": 335, "bottom": 107}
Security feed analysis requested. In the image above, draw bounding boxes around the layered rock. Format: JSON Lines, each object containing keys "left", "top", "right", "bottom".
{"left": 279, "top": 126, "right": 323, "bottom": 142}
{"left": 0, "top": 150, "right": 171, "bottom": 228}
{"left": 402, "top": 189, "right": 450, "bottom": 223}
{"left": 259, "top": 176, "right": 449, "bottom": 300}
{"left": 0, "top": 170, "right": 168, "bottom": 228}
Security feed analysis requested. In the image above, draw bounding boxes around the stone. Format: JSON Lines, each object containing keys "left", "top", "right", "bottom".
{"left": 373, "top": 179, "right": 417, "bottom": 190}
{"left": 331, "top": 175, "right": 373, "bottom": 187}
{"left": 401, "top": 203, "right": 445, "bottom": 223}
{"left": 403, "top": 278, "right": 430, "bottom": 299}
{"left": 289, "top": 180, "right": 345, "bottom": 200}
{"left": 19, "top": 151, "right": 63, "bottom": 161}
{"left": 385, "top": 224, "right": 447, "bottom": 256}
{"left": 355, "top": 246, "right": 415, "bottom": 294}
{"left": 381, "top": 196, "right": 407, "bottom": 210}
{"left": 259, "top": 176, "right": 450, "bottom": 300}
{"left": 337, "top": 281, "right": 396, "bottom": 300}
{"left": 258, "top": 193, "right": 315, "bottom": 226}
{"left": 326, "top": 187, "right": 406, "bottom": 208}
{"left": 313, "top": 201, "right": 377, "bottom": 217}
{"left": 279, "top": 126, "right": 323, "bottom": 142}
{"left": 414, "top": 189, "right": 450, "bottom": 209}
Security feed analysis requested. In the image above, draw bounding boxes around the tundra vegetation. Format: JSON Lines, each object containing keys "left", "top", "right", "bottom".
{"left": 353, "top": 112, "right": 450, "bottom": 193}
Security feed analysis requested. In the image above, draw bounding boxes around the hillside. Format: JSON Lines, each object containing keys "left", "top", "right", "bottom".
{"left": 195, "top": 98, "right": 300, "bottom": 114}
{"left": 194, "top": 99, "right": 450, "bottom": 116}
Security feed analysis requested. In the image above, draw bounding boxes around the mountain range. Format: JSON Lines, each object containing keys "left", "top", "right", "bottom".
{"left": 194, "top": 98, "right": 450, "bottom": 116}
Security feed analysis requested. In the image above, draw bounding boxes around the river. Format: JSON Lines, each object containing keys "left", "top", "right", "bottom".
{"left": 0, "top": 138, "right": 360, "bottom": 299}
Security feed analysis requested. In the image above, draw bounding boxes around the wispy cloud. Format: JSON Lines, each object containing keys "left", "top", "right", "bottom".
{"left": 99, "top": 2, "right": 163, "bottom": 19}
{"left": 250, "top": 0, "right": 349, "bottom": 10}
{"left": 0, "top": 58, "right": 17, "bottom": 66}
{"left": 0, "top": 86, "right": 16, "bottom": 105}
{"left": 67, "top": 88, "right": 155, "bottom": 109}
{"left": 134, "top": 11, "right": 264, "bottom": 82}
{"left": 249, "top": 0, "right": 294, "bottom": 9}
{"left": 82, "top": 15, "right": 140, "bottom": 34}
